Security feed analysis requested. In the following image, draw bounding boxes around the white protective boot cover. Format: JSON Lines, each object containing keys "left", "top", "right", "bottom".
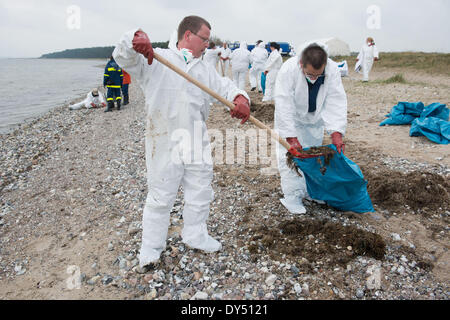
{"left": 280, "top": 196, "right": 306, "bottom": 214}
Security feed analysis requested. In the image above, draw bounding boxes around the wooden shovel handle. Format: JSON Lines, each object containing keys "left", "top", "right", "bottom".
{"left": 153, "top": 52, "right": 291, "bottom": 151}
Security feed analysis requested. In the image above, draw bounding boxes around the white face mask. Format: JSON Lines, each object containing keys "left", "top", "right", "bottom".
{"left": 306, "top": 76, "right": 317, "bottom": 84}
{"left": 179, "top": 48, "right": 194, "bottom": 64}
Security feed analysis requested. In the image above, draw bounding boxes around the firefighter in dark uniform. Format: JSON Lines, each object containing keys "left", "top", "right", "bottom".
{"left": 103, "top": 56, "right": 123, "bottom": 112}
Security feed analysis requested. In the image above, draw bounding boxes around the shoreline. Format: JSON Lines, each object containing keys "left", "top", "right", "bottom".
{"left": 0, "top": 90, "right": 94, "bottom": 136}
{"left": 0, "top": 85, "right": 106, "bottom": 191}
{"left": 0, "top": 57, "right": 107, "bottom": 135}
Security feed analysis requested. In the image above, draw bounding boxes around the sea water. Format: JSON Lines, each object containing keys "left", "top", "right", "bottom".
{"left": 0, "top": 58, "right": 107, "bottom": 134}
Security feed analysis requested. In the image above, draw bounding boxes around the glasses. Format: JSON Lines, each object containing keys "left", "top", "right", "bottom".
{"left": 191, "top": 32, "right": 210, "bottom": 44}
{"left": 302, "top": 68, "right": 324, "bottom": 80}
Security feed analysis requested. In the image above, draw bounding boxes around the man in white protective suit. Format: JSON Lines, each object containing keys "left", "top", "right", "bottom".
{"left": 355, "top": 37, "right": 379, "bottom": 82}
{"left": 219, "top": 42, "right": 232, "bottom": 77}
{"left": 274, "top": 41, "right": 347, "bottom": 214}
{"left": 249, "top": 41, "right": 268, "bottom": 93}
{"left": 112, "top": 16, "right": 251, "bottom": 269}
{"left": 68, "top": 88, "right": 106, "bottom": 110}
{"left": 262, "top": 42, "right": 283, "bottom": 102}
{"left": 230, "top": 41, "right": 251, "bottom": 90}
{"left": 203, "top": 41, "right": 221, "bottom": 71}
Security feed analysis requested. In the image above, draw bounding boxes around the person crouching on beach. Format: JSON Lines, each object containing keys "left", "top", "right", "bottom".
{"left": 68, "top": 88, "right": 106, "bottom": 110}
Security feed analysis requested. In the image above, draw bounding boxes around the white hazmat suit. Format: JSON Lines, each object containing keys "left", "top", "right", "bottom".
{"left": 219, "top": 45, "right": 232, "bottom": 77}
{"left": 356, "top": 43, "right": 379, "bottom": 81}
{"left": 203, "top": 47, "right": 221, "bottom": 70}
{"left": 274, "top": 41, "right": 347, "bottom": 214}
{"left": 249, "top": 42, "right": 268, "bottom": 92}
{"left": 69, "top": 90, "right": 106, "bottom": 110}
{"left": 262, "top": 48, "right": 283, "bottom": 102}
{"left": 113, "top": 29, "right": 250, "bottom": 267}
{"left": 230, "top": 41, "right": 251, "bottom": 90}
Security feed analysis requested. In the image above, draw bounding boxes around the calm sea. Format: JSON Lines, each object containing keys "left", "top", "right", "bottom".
{"left": 0, "top": 58, "right": 107, "bottom": 134}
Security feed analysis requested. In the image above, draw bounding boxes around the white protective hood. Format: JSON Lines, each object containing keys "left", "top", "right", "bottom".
{"left": 230, "top": 41, "right": 251, "bottom": 71}
{"left": 168, "top": 30, "right": 178, "bottom": 51}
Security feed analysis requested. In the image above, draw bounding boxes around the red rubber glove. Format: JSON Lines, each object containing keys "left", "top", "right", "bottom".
{"left": 231, "top": 95, "right": 250, "bottom": 124}
{"left": 287, "top": 137, "right": 302, "bottom": 150}
{"left": 288, "top": 147, "right": 302, "bottom": 157}
{"left": 91, "top": 102, "right": 96, "bottom": 108}
{"left": 102, "top": 102, "right": 106, "bottom": 107}
{"left": 331, "top": 132, "right": 345, "bottom": 154}
{"left": 286, "top": 137, "right": 303, "bottom": 156}
{"left": 132, "top": 30, "right": 154, "bottom": 65}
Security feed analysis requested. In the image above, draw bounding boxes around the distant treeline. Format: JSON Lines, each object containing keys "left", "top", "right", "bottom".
{"left": 40, "top": 42, "right": 169, "bottom": 59}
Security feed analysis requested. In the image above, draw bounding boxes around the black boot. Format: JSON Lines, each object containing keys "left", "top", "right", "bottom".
{"left": 251, "top": 87, "right": 256, "bottom": 91}
{"left": 117, "top": 99, "right": 121, "bottom": 110}
{"left": 104, "top": 101, "right": 113, "bottom": 112}
{"left": 123, "top": 95, "right": 129, "bottom": 105}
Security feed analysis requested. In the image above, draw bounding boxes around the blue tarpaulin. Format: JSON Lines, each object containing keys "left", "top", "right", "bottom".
{"left": 420, "top": 102, "right": 450, "bottom": 121}
{"left": 410, "top": 117, "right": 450, "bottom": 144}
{"left": 292, "top": 144, "right": 375, "bottom": 213}
{"left": 379, "top": 101, "right": 449, "bottom": 144}
{"left": 379, "top": 102, "right": 424, "bottom": 126}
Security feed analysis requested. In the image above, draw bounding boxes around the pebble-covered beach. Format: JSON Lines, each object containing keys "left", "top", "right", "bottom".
{"left": 0, "top": 68, "right": 449, "bottom": 300}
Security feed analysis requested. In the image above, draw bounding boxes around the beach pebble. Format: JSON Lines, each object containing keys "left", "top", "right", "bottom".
{"left": 128, "top": 223, "right": 140, "bottom": 235}
{"left": 391, "top": 233, "right": 402, "bottom": 241}
{"left": 191, "top": 291, "right": 208, "bottom": 300}
{"left": 101, "top": 275, "right": 114, "bottom": 285}
{"left": 87, "top": 275, "right": 101, "bottom": 285}
{"left": 14, "top": 265, "right": 26, "bottom": 276}
{"left": 265, "top": 274, "right": 277, "bottom": 286}
{"left": 356, "top": 288, "right": 365, "bottom": 298}
{"left": 294, "top": 283, "right": 302, "bottom": 295}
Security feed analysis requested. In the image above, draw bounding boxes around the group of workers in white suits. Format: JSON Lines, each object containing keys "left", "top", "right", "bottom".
{"left": 110, "top": 15, "right": 380, "bottom": 270}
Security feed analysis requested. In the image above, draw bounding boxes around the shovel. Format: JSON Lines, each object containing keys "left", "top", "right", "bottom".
{"left": 153, "top": 52, "right": 323, "bottom": 159}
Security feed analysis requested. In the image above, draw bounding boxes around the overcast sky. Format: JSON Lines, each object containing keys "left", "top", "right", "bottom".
{"left": 1, "top": 0, "right": 449, "bottom": 58}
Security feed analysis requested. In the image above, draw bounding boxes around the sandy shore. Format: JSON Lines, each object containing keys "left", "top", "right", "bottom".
{"left": 0, "top": 66, "right": 449, "bottom": 300}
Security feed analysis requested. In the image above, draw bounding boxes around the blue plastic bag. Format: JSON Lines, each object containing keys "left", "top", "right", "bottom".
{"left": 292, "top": 145, "right": 374, "bottom": 213}
{"left": 420, "top": 103, "right": 449, "bottom": 121}
{"left": 379, "top": 102, "right": 424, "bottom": 126}
{"left": 410, "top": 117, "right": 450, "bottom": 144}
{"left": 261, "top": 72, "right": 266, "bottom": 94}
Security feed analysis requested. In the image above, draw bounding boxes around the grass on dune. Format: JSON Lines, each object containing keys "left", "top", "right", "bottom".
{"left": 332, "top": 52, "right": 450, "bottom": 77}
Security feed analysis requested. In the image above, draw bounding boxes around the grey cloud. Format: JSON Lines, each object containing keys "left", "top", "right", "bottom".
{"left": 0, "top": 0, "right": 448, "bottom": 58}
